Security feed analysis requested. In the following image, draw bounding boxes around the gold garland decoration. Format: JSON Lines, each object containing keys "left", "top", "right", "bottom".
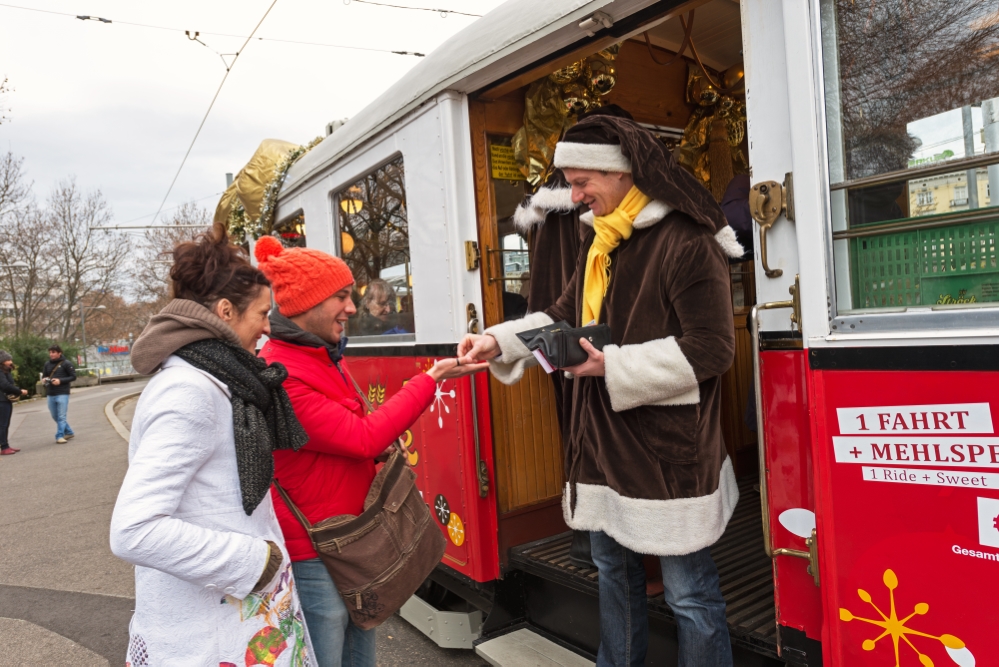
{"left": 512, "top": 45, "right": 621, "bottom": 187}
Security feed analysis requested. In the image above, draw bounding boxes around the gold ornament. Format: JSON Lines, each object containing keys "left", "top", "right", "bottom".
{"left": 585, "top": 44, "right": 619, "bottom": 97}
{"left": 549, "top": 61, "right": 583, "bottom": 85}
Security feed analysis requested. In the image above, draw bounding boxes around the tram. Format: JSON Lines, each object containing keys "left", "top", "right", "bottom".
{"left": 222, "top": 0, "right": 999, "bottom": 664}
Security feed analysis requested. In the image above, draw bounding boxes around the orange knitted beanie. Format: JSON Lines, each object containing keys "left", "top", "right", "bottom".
{"left": 254, "top": 236, "right": 354, "bottom": 317}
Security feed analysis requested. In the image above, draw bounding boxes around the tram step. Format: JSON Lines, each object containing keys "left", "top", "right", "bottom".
{"left": 476, "top": 628, "right": 595, "bottom": 667}
{"left": 508, "top": 476, "right": 779, "bottom": 660}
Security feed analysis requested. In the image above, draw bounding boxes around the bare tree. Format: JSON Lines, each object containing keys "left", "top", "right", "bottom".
{"left": 46, "top": 179, "right": 131, "bottom": 340}
{"left": 0, "top": 203, "right": 62, "bottom": 337}
{"left": 0, "top": 151, "right": 30, "bottom": 220}
{"left": 0, "top": 77, "right": 11, "bottom": 125}
{"left": 134, "top": 201, "right": 211, "bottom": 311}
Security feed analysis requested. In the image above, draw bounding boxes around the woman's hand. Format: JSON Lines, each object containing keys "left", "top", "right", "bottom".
{"left": 457, "top": 334, "right": 500, "bottom": 365}
{"left": 426, "top": 357, "right": 489, "bottom": 382}
{"left": 563, "top": 338, "right": 605, "bottom": 377}
{"left": 20, "top": 389, "right": 27, "bottom": 395}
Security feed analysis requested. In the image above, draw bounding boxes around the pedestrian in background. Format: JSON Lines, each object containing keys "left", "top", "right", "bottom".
{"left": 110, "top": 230, "right": 316, "bottom": 666}
{"left": 0, "top": 350, "right": 27, "bottom": 455}
{"left": 42, "top": 345, "right": 76, "bottom": 444}
{"left": 253, "top": 236, "right": 484, "bottom": 667}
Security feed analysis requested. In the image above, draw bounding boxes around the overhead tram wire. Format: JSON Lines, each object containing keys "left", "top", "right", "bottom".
{"left": 148, "top": 0, "right": 278, "bottom": 226}
{"left": 345, "top": 0, "right": 482, "bottom": 18}
{"left": 0, "top": 3, "right": 426, "bottom": 56}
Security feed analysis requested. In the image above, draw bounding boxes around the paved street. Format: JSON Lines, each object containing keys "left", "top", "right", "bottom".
{"left": 0, "top": 383, "right": 487, "bottom": 666}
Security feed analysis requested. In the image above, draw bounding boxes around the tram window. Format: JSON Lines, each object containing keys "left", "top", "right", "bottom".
{"left": 820, "top": 0, "right": 999, "bottom": 314}
{"left": 273, "top": 212, "right": 306, "bottom": 248}
{"left": 334, "top": 156, "right": 415, "bottom": 341}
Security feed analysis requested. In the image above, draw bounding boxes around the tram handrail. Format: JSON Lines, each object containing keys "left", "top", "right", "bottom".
{"left": 750, "top": 294, "right": 819, "bottom": 586}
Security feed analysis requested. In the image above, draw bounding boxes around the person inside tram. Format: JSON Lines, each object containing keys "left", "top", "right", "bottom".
{"left": 459, "top": 114, "right": 747, "bottom": 666}
{"left": 252, "top": 236, "right": 485, "bottom": 667}
{"left": 356, "top": 278, "right": 409, "bottom": 335}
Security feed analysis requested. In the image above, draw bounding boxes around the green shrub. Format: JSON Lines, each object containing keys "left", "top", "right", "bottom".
{"left": 0, "top": 335, "right": 81, "bottom": 394}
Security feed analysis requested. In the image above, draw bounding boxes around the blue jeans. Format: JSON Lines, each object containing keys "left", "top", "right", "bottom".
{"left": 292, "top": 558, "right": 376, "bottom": 667}
{"left": 47, "top": 394, "right": 73, "bottom": 440}
{"left": 589, "top": 531, "right": 732, "bottom": 667}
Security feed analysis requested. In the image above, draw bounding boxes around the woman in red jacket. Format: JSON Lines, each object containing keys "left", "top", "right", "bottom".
{"left": 254, "top": 236, "right": 483, "bottom": 667}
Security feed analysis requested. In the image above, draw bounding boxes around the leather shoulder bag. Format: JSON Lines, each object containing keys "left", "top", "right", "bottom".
{"left": 273, "top": 369, "right": 446, "bottom": 630}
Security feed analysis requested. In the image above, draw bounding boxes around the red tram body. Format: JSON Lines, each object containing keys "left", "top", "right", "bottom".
{"left": 250, "top": 0, "right": 999, "bottom": 663}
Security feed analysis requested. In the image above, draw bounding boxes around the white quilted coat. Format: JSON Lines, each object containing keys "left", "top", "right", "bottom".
{"left": 111, "top": 356, "right": 315, "bottom": 667}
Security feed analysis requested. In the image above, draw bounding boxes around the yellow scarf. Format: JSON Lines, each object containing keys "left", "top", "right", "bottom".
{"left": 581, "top": 186, "right": 652, "bottom": 325}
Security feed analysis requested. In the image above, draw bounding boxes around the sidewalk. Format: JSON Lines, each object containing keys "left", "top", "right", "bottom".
{"left": 0, "top": 382, "right": 146, "bottom": 666}
{"left": 0, "top": 382, "right": 487, "bottom": 666}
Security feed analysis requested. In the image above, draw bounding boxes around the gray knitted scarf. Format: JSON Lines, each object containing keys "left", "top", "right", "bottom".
{"left": 174, "top": 339, "right": 308, "bottom": 515}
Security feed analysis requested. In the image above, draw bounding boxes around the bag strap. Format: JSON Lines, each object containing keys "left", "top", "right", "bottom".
{"left": 345, "top": 367, "right": 407, "bottom": 458}
{"left": 272, "top": 479, "right": 314, "bottom": 532}
{"left": 47, "top": 360, "right": 64, "bottom": 380}
{"left": 347, "top": 371, "right": 375, "bottom": 413}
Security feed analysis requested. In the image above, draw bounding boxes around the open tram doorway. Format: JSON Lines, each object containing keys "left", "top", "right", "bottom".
{"left": 466, "top": 1, "right": 781, "bottom": 663}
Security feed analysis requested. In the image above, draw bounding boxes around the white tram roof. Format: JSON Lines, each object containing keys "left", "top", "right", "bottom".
{"left": 283, "top": 0, "right": 658, "bottom": 195}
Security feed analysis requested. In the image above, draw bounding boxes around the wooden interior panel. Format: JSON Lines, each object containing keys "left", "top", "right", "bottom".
{"left": 469, "top": 98, "right": 565, "bottom": 516}
{"left": 602, "top": 39, "right": 695, "bottom": 129}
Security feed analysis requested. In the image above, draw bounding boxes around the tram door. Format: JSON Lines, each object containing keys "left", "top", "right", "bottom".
{"left": 746, "top": 0, "right": 999, "bottom": 665}
{"left": 468, "top": 99, "right": 569, "bottom": 566}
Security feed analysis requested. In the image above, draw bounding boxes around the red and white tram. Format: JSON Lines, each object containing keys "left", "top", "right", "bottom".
{"left": 239, "top": 0, "right": 999, "bottom": 664}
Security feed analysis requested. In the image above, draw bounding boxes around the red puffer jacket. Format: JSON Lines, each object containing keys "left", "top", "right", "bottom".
{"left": 260, "top": 338, "right": 436, "bottom": 562}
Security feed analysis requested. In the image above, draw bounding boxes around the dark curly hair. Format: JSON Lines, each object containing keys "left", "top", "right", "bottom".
{"left": 169, "top": 228, "right": 270, "bottom": 313}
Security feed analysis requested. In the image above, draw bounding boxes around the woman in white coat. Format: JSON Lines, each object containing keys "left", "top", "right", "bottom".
{"left": 111, "top": 230, "right": 316, "bottom": 667}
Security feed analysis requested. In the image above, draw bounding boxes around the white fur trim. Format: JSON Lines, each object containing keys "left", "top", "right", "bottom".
{"left": 554, "top": 142, "right": 632, "bottom": 173}
{"left": 562, "top": 457, "right": 739, "bottom": 556}
{"left": 512, "top": 203, "right": 546, "bottom": 232}
{"left": 513, "top": 187, "right": 577, "bottom": 232}
{"left": 484, "top": 311, "right": 554, "bottom": 385}
{"left": 715, "top": 225, "right": 746, "bottom": 259}
{"left": 530, "top": 186, "right": 576, "bottom": 212}
{"left": 603, "top": 337, "right": 699, "bottom": 412}
{"left": 578, "top": 199, "right": 671, "bottom": 229}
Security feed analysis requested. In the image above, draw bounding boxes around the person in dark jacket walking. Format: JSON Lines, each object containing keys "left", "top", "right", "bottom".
{"left": 43, "top": 345, "right": 77, "bottom": 443}
{"left": 0, "top": 350, "right": 28, "bottom": 455}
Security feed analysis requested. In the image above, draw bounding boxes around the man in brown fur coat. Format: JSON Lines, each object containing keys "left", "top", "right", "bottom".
{"left": 459, "top": 115, "right": 743, "bottom": 666}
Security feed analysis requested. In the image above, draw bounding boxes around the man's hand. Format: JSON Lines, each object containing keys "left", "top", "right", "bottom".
{"left": 426, "top": 358, "right": 489, "bottom": 382}
{"left": 20, "top": 389, "right": 27, "bottom": 396}
{"left": 563, "top": 338, "right": 605, "bottom": 377}
{"left": 457, "top": 334, "right": 500, "bottom": 365}
{"left": 51, "top": 378, "right": 61, "bottom": 386}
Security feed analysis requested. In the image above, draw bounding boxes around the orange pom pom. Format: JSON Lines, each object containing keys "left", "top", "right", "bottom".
{"left": 254, "top": 235, "right": 284, "bottom": 264}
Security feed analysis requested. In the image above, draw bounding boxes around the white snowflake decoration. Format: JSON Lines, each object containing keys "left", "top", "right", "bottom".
{"left": 430, "top": 371, "right": 456, "bottom": 429}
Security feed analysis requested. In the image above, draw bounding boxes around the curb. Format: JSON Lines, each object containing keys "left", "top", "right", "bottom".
{"left": 105, "top": 390, "right": 143, "bottom": 442}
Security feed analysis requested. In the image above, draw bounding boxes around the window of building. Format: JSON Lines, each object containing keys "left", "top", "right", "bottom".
{"left": 334, "top": 156, "right": 415, "bottom": 341}
{"left": 820, "top": 0, "right": 999, "bottom": 314}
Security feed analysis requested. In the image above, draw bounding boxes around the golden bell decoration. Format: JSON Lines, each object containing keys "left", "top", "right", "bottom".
{"left": 562, "top": 81, "right": 594, "bottom": 116}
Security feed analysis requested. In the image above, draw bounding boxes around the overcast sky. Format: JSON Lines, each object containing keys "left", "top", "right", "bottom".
{"left": 0, "top": 0, "right": 505, "bottom": 227}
